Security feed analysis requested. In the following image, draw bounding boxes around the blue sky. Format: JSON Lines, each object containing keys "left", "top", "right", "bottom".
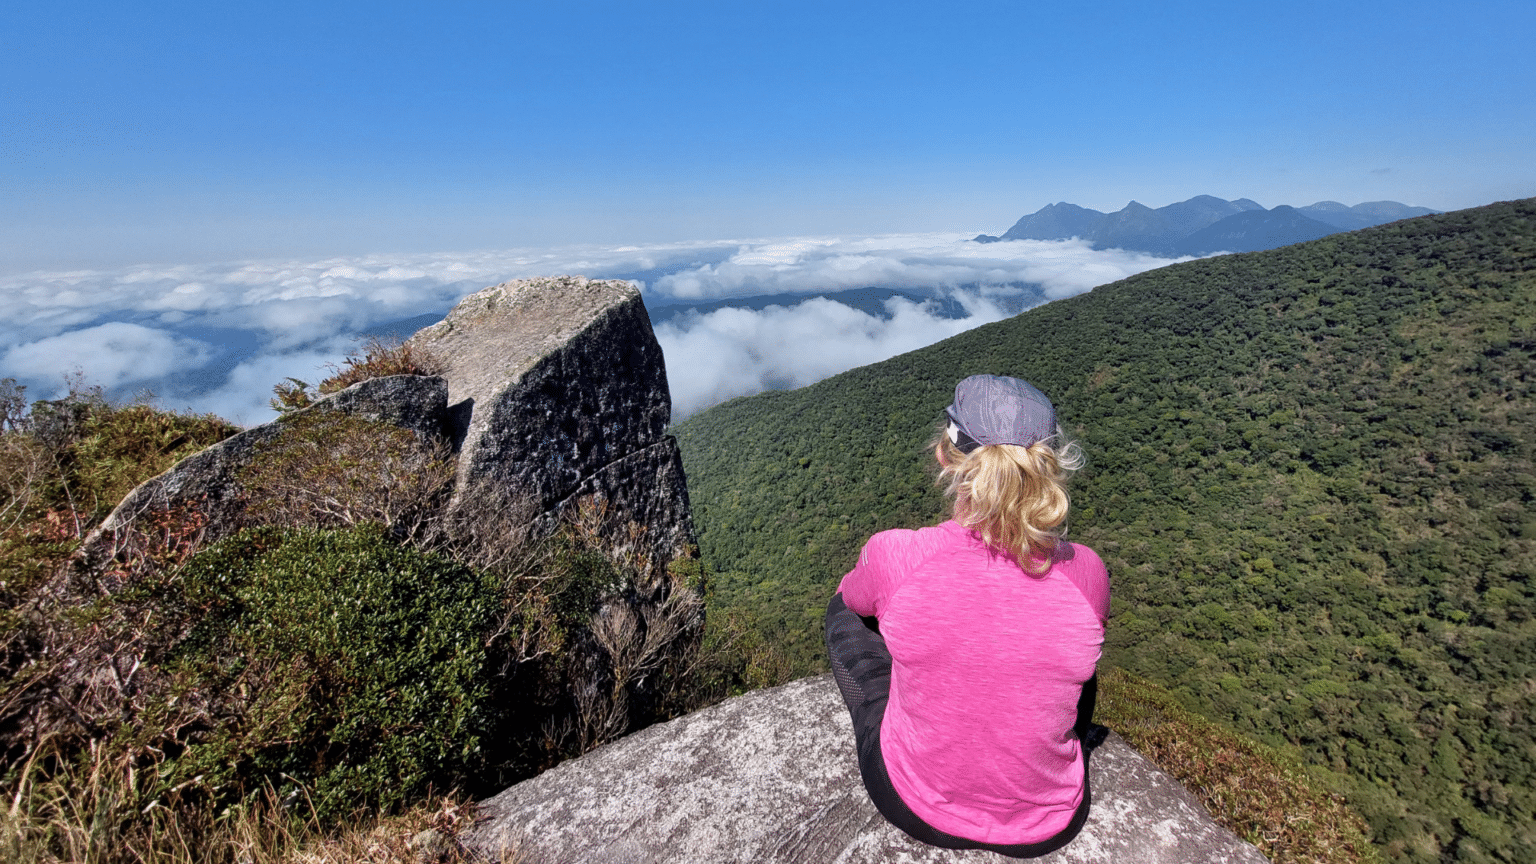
{"left": 2, "top": 1, "right": 1534, "bottom": 424}
{"left": 5, "top": 0, "right": 1533, "bottom": 272}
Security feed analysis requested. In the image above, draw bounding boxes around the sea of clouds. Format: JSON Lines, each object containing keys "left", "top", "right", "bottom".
{"left": 0, "top": 234, "right": 1188, "bottom": 424}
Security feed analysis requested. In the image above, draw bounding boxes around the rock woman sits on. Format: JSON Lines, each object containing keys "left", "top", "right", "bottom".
{"left": 825, "top": 375, "right": 1110, "bottom": 858}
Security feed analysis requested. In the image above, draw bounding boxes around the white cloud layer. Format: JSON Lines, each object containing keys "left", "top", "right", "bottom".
{"left": 653, "top": 234, "right": 1185, "bottom": 300}
{"left": 0, "top": 241, "right": 732, "bottom": 346}
{"left": 193, "top": 343, "right": 356, "bottom": 427}
{"left": 2, "top": 322, "right": 215, "bottom": 391}
{"left": 647, "top": 234, "right": 1188, "bottom": 417}
{"left": 0, "top": 235, "right": 1186, "bottom": 424}
{"left": 658, "top": 290, "right": 1019, "bottom": 418}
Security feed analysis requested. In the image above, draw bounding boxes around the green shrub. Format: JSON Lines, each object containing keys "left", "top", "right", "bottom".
{"left": 150, "top": 524, "right": 500, "bottom": 819}
{"left": 70, "top": 403, "right": 239, "bottom": 521}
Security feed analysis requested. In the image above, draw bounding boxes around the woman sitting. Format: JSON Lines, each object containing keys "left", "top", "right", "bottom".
{"left": 825, "top": 374, "right": 1110, "bottom": 857}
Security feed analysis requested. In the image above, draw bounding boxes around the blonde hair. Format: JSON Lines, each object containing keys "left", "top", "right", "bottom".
{"left": 933, "top": 424, "right": 1084, "bottom": 574}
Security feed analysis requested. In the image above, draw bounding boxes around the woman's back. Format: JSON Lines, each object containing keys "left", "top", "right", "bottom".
{"left": 839, "top": 521, "right": 1107, "bottom": 844}
{"left": 826, "top": 374, "right": 1107, "bottom": 856}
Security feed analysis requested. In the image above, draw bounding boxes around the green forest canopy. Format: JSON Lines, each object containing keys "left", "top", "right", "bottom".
{"left": 672, "top": 199, "right": 1536, "bottom": 864}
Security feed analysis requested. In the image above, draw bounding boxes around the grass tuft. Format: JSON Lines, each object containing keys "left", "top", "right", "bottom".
{"left": 270, "top": 337, "right": 445, "bottom": 414}
{"left": 0, "top": 766, "right": 485, "bottom": 864}
{"left": 318, "top": 338, "right": 445, "bottom": 396}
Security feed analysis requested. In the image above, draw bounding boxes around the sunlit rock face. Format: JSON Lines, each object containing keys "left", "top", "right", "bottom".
{"left": 411, "top": 274, "right": 692, "bottom": 568}
{"left": 464, "top": 674, "right": 1271, "bottom": 864}
{"left": 77, "top": 274, "right": 694, "bottom": 586}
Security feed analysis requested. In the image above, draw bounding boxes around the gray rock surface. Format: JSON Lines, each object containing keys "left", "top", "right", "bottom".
{"left": 410, "top": 275, "right": 692, "bottom": 563}
{"left": 464, "top": 675, "right": 1270, "bottom": 864}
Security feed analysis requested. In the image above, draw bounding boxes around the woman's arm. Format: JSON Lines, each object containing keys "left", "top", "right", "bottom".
{"left": 836, "top": 529, "right": 911, "bottom": 617}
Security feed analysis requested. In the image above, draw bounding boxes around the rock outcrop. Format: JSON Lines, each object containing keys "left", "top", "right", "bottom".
{"left": 410, "top": 275, "right": 692, "bottom": 568}
{"left": 45, "top": 275, "right": 700, "bottom": 776}
{"left": 464, "top": 675, "right": 1271, "bottom": 864}
{"left": 74, "top": 274, "right": 692, "bottom": 578}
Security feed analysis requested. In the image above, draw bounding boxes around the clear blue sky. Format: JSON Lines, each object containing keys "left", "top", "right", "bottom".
{"left": 3, "top": 0, "right": 1534, "bottom": 272}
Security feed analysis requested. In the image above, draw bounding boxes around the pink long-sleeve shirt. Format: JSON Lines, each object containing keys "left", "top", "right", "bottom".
{"left": 837, "top": 520, "right": 1109, "bottom": 846}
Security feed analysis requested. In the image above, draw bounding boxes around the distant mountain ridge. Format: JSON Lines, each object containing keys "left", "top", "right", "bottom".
{"left": 974, "top": 195, "right": 1440, "bottom": 257}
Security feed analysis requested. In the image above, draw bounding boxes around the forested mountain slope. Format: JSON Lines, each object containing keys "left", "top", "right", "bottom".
{"left": 673, "top": 199, "right": 1536, "bottom": 863}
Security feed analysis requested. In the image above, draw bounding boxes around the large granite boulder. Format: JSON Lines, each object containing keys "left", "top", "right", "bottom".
{"left": 49, "top": 276, "right": 699, "bottom": 769}
{"left": 409, "top": 275, "right": 692, "bottom": 568}
{"left": 464, "top": 675, "right": 1270, "bottom": 864}
{"left": 74, "top": 274, "right": 693, "bottom": 581}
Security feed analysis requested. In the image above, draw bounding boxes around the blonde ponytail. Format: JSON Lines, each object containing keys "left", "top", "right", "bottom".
{"left": 933, "top": 425, "right": 1083, "bottom": 574}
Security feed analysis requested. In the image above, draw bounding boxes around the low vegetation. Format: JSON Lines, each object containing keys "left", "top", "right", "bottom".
{"left": 271, "top": 336, "right": 446, "bottom": 414}
{"left": 240, "top": 410, "right": 456, "bottom": 543}
{"left": 0, "top": 368, "right": 752, "bottom": 863}
{"left": 0, "top": 378, "right": 238, "bottom": 623}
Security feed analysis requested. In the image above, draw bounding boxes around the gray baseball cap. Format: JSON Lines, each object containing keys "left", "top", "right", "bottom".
{"left": 945, "top": 375, "right": 1057, "bottom": 452}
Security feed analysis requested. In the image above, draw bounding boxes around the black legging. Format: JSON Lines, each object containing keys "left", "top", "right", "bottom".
{"left": 824, "top": 593, "right": 1095, "bottom": 859}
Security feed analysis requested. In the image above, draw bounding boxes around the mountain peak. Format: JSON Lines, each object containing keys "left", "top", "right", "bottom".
{"left": 1174, "top": 207, "right": 1336, "bottom": 256}
{"left": 983, "top": 194, "right": 1441, "bottom": 256}
{"left": 999, "top": 201, "right": 1106, "bottom": 242}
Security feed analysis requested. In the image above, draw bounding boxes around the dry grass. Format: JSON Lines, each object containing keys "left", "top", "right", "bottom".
{"left": 319, "top": 338, "right": 445, "bottom": 396}
{"left": 2, "top": 719, "right": 498, "bottom": 864}
{"left": 1097, "top": 666, "right": 1382, "bottom": 864}
{"left": 0, "top": 761, "right": 488, "bottom": 864}
{"left": 240, "top": 411, "right": 456, "bottom": 543}
{"left": 269, "top": 337, "right": 445, "bottom": 414}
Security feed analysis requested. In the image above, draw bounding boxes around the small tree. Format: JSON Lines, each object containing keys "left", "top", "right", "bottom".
{"left": 1, "top": 378, "right": 27, "bottom": 433}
